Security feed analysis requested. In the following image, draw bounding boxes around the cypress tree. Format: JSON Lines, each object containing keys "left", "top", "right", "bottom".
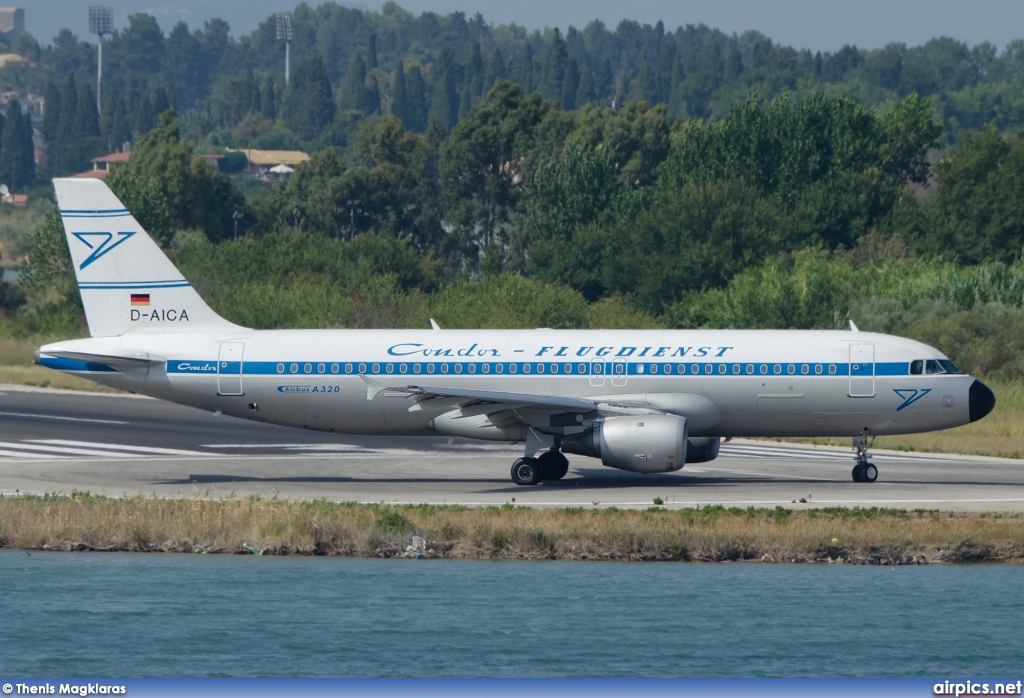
{"left": 635, "top": 58, "right": 658, "bottom": 105}
{"left": 576, "top": 69, "right": 596, "bottom": 108}
{"left": 540, "top": 29, "right": 567, "bottom": 100}
{"left": 561, "top": 57, "right": 580, "bottom": 110}
{"left": 261, "top": 78, "right": 276, "bottom": 120}
{"left": 340, "top": 54, "right": 372, "bottom": 113}
{"left": 657, "top": 39, "right": 678, "bottom": 104}
{"left": 432, "top": 46, "right": 458, "bottom": 130}
{"left": 19, "top": 104, "right": 34, "bottom": 186}
{"left": 101, "top": 90, "right": 131, "bottom": 151}
{"left": 406, "top": 65, "right": 428, "bottom": 132}
{"left": 458, "top": 83, "right": 472, "bottom": 121}
{"left": 485, "top": 48, "right": 505, "bottom": 90}
{"left": 392, "top": 61, "right": 409, "bottom": 128}
{"left": 42, "top": 82, "right": 60, "bottom": 145}
{"left": 54, "top": 75, "right": 78, "bottom": 175}
{"left": 597, "top": 58, "right": 614, "bottom": 102}
{"left": 0, "top": 102, "right": 23, "bottom": 189}
{"left": 466, "top": 41, "right": 484, "bottom": 100}
{"left": 519, "top": 44, "right": 536, "bottom": 94}
{"left": 133, "top": 92, "right": 155, "bottom": 137}
{"left": 367, "top": 33, "right": 378, "bottom": 70}
{"left": 75, "top": 84, "right": 102, "bottom": 138}
{"left": 150, "top": 86, "right": 171, "bottom": 119}
{"left": 287, "top": 54, "right": 337, "bottom": 139}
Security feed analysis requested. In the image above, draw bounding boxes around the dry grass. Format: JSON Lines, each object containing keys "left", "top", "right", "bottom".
{"left": 2, "top": 494, "right": 1023, "bottom": 564}
{"left": 780, "top": 379, "right": 1024, "bottom": 459}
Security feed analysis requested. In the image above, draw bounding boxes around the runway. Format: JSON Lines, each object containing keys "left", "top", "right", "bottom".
{"left": 1, "top": 385, "right": 1022, "bottom": 511}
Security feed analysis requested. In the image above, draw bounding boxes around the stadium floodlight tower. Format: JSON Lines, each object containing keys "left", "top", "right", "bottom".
{"left": 276, "top": 13, "right": 293, "bottom": 85}
{"left": 88, "top": 6, "right": 114, "bottom": 115}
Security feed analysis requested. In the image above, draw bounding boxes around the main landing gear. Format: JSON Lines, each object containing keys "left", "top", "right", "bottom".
{"left": 851, "top": 433, "right": 878, "bottom": 483}
{"left": 511, "top": 450, "right": 570, "bottom": 486}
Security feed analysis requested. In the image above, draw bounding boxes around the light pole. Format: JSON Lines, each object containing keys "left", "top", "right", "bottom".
{"left": 276, "top": 13, "right": 293, "bottom": 86}
{"left": 88, "top": 6, "right": 113, "bottom": 115}
{"left": 232, "top": 210, "right": 243, "bottom": 241}
{"left": 292, "top": 201, "right": 301, "bottom": 231}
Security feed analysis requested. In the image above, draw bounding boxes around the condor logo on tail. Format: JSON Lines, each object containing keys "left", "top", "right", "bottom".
{"left": 72, "top": 232, "right": 135, "bottom": 270}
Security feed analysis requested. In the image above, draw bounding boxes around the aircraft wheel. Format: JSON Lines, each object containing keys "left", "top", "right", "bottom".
{"left": 511, "top": 458, "right": 542, "bottom": 486}
{"left": 852, "top": 464, "right": 865, "bottom": 483}
{"left": 537, "top": 451, "right": 569, "bottom": 480}
{"left": 862, "top": 463, "right": 878, "bottom": 483}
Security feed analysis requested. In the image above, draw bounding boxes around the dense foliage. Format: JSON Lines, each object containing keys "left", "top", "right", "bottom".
{"left": 3, "top": 4, "right": 1024, "bottom": 382}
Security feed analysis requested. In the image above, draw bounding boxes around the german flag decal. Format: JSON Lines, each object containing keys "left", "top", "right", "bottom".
{"left": 130, "top": 293, "right": 150, "bottom": 306}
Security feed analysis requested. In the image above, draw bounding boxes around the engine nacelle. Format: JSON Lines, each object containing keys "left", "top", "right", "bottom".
{"left": 562, "top": 414, "right": 687, "bottom": 473}
{"left": 686, "top": 437, "right": 720, "bottom": 463}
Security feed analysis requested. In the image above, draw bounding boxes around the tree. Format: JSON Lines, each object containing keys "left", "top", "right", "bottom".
{"left": 440, "top": 81, "right": 546, "bottom": 251}
{"left": 391, "top": 61, "right": 409, "bottom": 128}
{"left": 339, "top": 53, "right": 376, "bottom": 114}
{"left": 367, "top": 33, "right": 378, "bottom": 70}
{"left": 100, "top": 90, "right": 132, "bottom": 152}
{"left": 431, "top": 46, "right": 459, "bottom": 130}
{"left": 576, "top": 70, "right": 596, "bottom": 107}
{"left": 540, "top": 29, "right": 567, "bottom": 100}
{"left": 0, "top": 102, "right": 34, "bottom": 190}
{"left": 561, "top": 57, "right": 580, "bottom": 111}
{"left": 121, "top": 13, "right": 165, "bottom": 79}
{"left": 164, "top": 22, "right": 205, "bottom": 107}
{"left": 405, "top": 65, "right": 429, "bottom": 132}
{"left": 53, "top": 75, "right": 78, "bottom": 176}
{"left": 288, "top": 54, "right": 337, "bottom": 139}
{"left": 42, "top": 82, "right": 61, "bottom": 145}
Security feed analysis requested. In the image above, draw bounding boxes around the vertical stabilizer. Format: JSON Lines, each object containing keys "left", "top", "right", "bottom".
{"left": 53, "top": 178, "right": 245, "bottom": 337}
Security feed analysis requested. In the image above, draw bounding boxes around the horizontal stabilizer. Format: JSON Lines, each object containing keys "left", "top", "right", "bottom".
{"left": 36, "top": 349, "right": 167, "bottom": 369}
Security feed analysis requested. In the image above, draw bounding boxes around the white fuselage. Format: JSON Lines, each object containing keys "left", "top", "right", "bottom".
{"left": 39, "top": 328, "right": 976, "bottom": 439}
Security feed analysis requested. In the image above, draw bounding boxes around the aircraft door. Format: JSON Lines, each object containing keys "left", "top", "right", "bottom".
{"left": 217, "top": 342, "right": 245, "bottom": 396}
{"left": 849, "top": 343, "right": 875, "bottom": 397}
{"left": 611, "top": 359, "right": 628, "bottom": 387}
{"left": 589, "top": 361, "right": 606, "bottom": 387}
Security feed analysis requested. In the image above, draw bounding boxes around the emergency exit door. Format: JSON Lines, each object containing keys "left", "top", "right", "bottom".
{"left": 849, "top": 343, "right": 875, "bottom": 397}
{"left": 217, "top": 342, "right": 245, "bottom": 396}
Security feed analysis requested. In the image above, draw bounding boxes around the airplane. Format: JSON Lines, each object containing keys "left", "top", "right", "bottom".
{"left": 36, "top": 179, "right": 996, "bottom": 485}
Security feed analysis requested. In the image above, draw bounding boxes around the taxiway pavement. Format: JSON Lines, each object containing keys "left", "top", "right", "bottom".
{"left": 1, "top": 385, "right": 1022, "bottom": 511}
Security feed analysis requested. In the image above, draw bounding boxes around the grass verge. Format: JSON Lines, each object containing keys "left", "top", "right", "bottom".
{"left": 2, "top": 494, "right": 1023, "bottom": 564}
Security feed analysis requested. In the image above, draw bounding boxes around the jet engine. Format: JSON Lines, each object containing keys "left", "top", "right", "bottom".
{"left": 685, "top": 437, "right": 720, "bottom": 463}
{"left": 562, "top": 414, "right": 687, "bottom": 473}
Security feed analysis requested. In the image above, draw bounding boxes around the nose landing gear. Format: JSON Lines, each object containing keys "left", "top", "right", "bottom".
{"left": 851, "top": 433, "right": 878, "bottom": 483}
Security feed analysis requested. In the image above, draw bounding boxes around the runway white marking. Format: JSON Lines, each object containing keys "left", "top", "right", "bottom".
{"left": 0, "top": 411, "right": 129, "bottom": 425}
{"left": 0, "top": 441, "right": 133, "bottom": 458}
{"left": 0, "top": 448, "right": 56, "bottom": 459}
{"left": 28, "top": 439, "right": 210, "bottom": 457}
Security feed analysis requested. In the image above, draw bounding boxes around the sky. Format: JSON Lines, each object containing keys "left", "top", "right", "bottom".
{"left": 24, "top": 0, "right": 1024, "bottom": 53}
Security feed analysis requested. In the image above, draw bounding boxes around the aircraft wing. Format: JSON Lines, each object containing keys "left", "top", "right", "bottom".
{"left": 405, "top": 385, "right": 599, "bottom": 411}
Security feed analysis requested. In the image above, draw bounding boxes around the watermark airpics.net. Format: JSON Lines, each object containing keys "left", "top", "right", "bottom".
{"left": 935, "top": 681, "right": 1024, "bottom": 697}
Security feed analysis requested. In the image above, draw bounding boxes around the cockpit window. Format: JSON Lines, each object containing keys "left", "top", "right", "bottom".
{"left": 919, "top": 359, "right": 962, "bottom": 375}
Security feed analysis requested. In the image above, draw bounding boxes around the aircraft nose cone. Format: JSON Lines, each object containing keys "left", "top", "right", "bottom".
{"left": 969, "top": 380, "right": 996, "bottom": 423}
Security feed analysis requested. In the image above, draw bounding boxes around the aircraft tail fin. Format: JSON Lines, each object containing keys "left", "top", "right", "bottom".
{"left": 52, "top": 178, "right": 245, "bottom": 338}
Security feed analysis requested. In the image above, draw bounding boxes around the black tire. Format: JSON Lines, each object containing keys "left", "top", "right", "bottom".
{"left": 862, "top": 463, "right": 878, "bottom": 483}
{"left": 537, "top": 451, "right": 569, "bottom": 480}
{"left": 511, "top": 458, "right": 542, "bottom": 486}
{"left": 852, "top": 464, "right": 865, "bottom": 483}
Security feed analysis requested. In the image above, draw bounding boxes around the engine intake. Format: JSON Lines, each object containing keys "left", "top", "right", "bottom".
{"left": 562, "top": 414, "right": 687, "bottom": 473}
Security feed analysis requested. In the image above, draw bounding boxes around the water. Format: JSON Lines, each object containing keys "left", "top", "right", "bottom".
{"left": 0, "top": 551, "right": 1020, "bottom": 677}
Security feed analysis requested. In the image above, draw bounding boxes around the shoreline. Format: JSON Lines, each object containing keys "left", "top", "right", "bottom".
{"left": 2, "top": 494, "right": 1022, "bottom": 564}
